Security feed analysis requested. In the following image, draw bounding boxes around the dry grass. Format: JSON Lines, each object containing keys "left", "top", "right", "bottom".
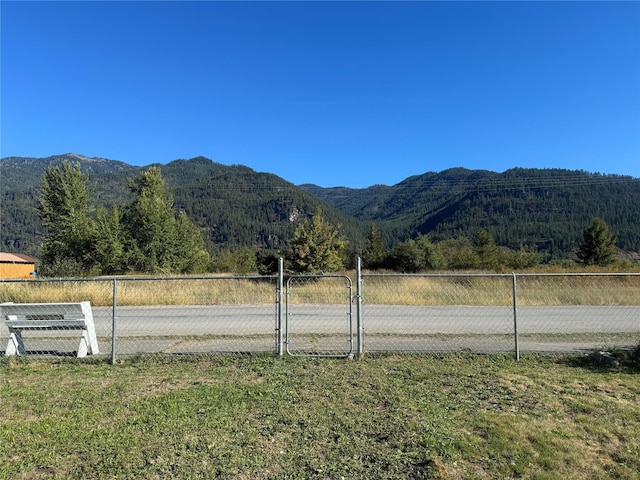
{"left": 0, "top": 272, "right": 638, "bottom": 307}
{"left": 362, "top": 274, "right": 640, "bottom": 306}
{"left": 363, "top": 276, "right": 515, "bottom": 306}
{"left": 0, "top": 277, "right": 276, "bottom": 306}
{"left": 0, "top": 280, "right": 116, "bottom": 305}
{"left": 516, "top": 275, "right": 640, "bottom": 306}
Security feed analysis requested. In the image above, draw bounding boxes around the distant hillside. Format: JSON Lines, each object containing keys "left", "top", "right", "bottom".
{"left": 1, "top": 154, "right": 639, "bottom": 261}
{"left": 0, "top": 153, "right": 139, "bottom": 194}
{"left": 153, "top": 156, "right": 365, "bottom": 252}
{"left": 0, "top": 154, "right": 364, "bottom": 256}
{"left": 1, "top": 154, "right": 140, "bottom": 254}
{"left": 302, "top": 167, "right": 640, "bottom": 259}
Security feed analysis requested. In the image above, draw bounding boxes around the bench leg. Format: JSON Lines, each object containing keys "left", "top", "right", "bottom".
{"left": 6, "top": 331, "right": 26, "bottom": 356}
{"left": 77, "top": 332, "right": 89, "bottom": 358}
{"left": 86, "top": 327, "right": 99, "bottom": 355}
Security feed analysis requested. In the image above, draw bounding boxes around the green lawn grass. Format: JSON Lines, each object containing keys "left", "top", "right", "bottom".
{"left": 1, "top": 354, "right": 639, "bottom": 479}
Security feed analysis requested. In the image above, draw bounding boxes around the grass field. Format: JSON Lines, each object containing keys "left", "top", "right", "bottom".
{"left": 1, "top": 353, "right": 639, "bottom": 479}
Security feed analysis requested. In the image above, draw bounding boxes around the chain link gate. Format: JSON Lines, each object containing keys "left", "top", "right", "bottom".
{"left": 284, "top": 275, "right": 354, "bottom": 357}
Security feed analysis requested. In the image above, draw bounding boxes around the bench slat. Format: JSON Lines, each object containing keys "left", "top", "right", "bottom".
{"left": 1, "top": 304, "right": 85, "bottom": 316}
{"left": 7, "top": 321, "right": 88, "bottom": 329}
{"left": 7, "top": 315, "right": 86, "bottom": 321}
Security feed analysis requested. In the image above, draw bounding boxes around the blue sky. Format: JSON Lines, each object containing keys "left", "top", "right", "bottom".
{"left": 2, "top": 1, "right": 639, "bottom": 187}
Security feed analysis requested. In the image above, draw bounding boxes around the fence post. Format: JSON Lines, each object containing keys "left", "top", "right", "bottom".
{"left": 111, "top": 278, "right": 118, "bottom": 365}
{"left": 356, "top": 257, "right": 364, "bottom": 357}
{"left": 277, "top": 257, "right": 284, "bottom": 358}
{"left": 512, "top": 273, "right": 520, "bottom": 361}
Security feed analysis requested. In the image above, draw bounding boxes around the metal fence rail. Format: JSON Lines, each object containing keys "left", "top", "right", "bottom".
{"left": 1, "top": 262, "right": 638, "bottom": 362}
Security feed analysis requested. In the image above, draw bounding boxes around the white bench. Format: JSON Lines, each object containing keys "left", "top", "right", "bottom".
{"left": 2, "top": 302, "right": 99, "bottom": 357}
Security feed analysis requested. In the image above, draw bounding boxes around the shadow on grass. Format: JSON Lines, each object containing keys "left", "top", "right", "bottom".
{"left": 557, "top": 344, "right": 640, "bottom": 374}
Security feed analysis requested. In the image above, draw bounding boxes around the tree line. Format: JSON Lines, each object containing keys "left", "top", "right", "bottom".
{"left": 205, "top": 215, "right": 618, "bottom": 275}
{"left": 359, "top": 219, "right": 618, "bottom": 272}
{"left": 36, "top": 162, "right": 620, "bottom": 277}
{"left": 37, "top": 162, "right": 210, "bottom": 276}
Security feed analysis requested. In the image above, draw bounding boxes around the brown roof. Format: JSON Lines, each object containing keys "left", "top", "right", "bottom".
{"left": 0, "top": 253, "right": 39, "bottom": 264}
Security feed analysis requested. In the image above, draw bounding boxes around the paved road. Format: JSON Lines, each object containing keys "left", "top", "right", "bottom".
{"left": 88, "top": 304, "right": 639, "bottom": 336}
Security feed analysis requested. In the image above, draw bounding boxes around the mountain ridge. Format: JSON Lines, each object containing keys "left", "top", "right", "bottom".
{"left": 1, "top": 153, "right": 639, "bottom": 261}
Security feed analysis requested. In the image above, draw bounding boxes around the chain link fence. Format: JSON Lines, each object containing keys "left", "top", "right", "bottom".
{"left": 513, "top": 273, "right": 640, "bottom": 355}
{"left": 1, "top": 265, "right": 638, "bottom": 361}
{"left": 359, "top": 274, "right": 517, "bottom": 354}
{"left": 0, "top": 276, "right": 279, "bottom": 360}
{"left": 0, "top": 279, "right": 114, "bottom": 358}
{"left": 359, "top": 272, "right": 640, "bottom": 356}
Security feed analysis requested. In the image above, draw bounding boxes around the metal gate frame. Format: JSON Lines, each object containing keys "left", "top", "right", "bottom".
{"left": 284, "top": 274, "right": 354, "bottom": 358}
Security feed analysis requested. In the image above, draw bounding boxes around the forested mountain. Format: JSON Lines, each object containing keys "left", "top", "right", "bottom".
{"left": 151, "top": 156, "right": 365, "bottom": 253}
{"left": 2, "top": 154, "right": 639, "bottom": 261}
{"left": 1, "top": 155, "right": 140, "bottom": 254}
{"left": 302, "top": 167, "right": 640, "bottom": 259}
{"left": 0, "top": 154, "right": 365, "bottom": 257}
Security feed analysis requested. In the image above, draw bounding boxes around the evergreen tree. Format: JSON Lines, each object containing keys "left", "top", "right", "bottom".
{"left": 577, "top": 218, "right": 618, "bottom": 266}
{"left": 474, "top": 230, "right": 499, "bottom": 271}
{"left": 173, "top": 211, "right": 211, "bottom": 274}
{"left": 36, "top": 161, "right": 95, "bottom": 276}
{"left": 389, "top": 235, "right": 445, "bottom": 272}
{"left": 35, "top": 163, "right": 209, "bottom": 276}
{"left": 124, "top": 167, "right": 178, "bottom": 273}
{"left": 287, "top": 209, "right": 348, "bottom": 274}
{"left": 123, "top": 166, "right": 209, "bottom": 274}
{"left": 389, "top": 240, "right": 423, "bottom": 273}
{"left": 92, "top": 206, "right": 129, "bottom": 275}
{"left": 362, "top": 223, "right": 385, "bottom": 269}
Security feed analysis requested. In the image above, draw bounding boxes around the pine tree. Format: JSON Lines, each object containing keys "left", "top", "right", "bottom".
{"left": 173, "top": 211, "right": 211, "bottom": 274}
{"left": 577, "top": 218, "right": 618, "bottom": 266}
{"left": 123, "top": 167, "right": 210, "bottom": 274}
{"left": 124, "top": 167, "right": 178, "bottom": 273}
{"left": 362, "top": 223, "right": 385, "bottom": 269}
{"left": 92, "top": 206, "right": 128, "bottom": 275}
{"left": 288, "top": 209, "right": 348, "bottom": 274}
{"left": 474, "top": 230, "right": 499, "bottom": 271}
{"left": 37, "top": 161, "right": 95, "bottom": 276}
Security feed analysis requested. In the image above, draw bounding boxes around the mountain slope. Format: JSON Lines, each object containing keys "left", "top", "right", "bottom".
{"left": 0, "top": 153, "right": 139, "bottom": 191}
{"left": 302, "top": 168, "right": 640, "bottom": 258}
{"left": 0, "top": 154, "right": 364, "bottom": 256}
{"left": 157, "top": 156, "right": 365, "bottom": 251}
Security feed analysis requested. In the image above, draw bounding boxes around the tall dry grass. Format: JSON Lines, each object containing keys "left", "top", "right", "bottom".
{"left": 0, "top": 278, "right": 276, "bottom": 307}
{"left": 0, "top": 273, "right": 638, "bottom": 306}
{"left": 0, "top": 280, "right": 115, "bottom": 306}
{"left": 362, "top": 276, "right": 514, "bottom": 306}
{"left": 362, "top": 274, "right": 640, "bottom": 306}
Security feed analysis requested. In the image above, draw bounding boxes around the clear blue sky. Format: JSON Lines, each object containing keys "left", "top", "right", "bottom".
{"left": 2, "top": 1, "right": 639, "bottom": 187}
